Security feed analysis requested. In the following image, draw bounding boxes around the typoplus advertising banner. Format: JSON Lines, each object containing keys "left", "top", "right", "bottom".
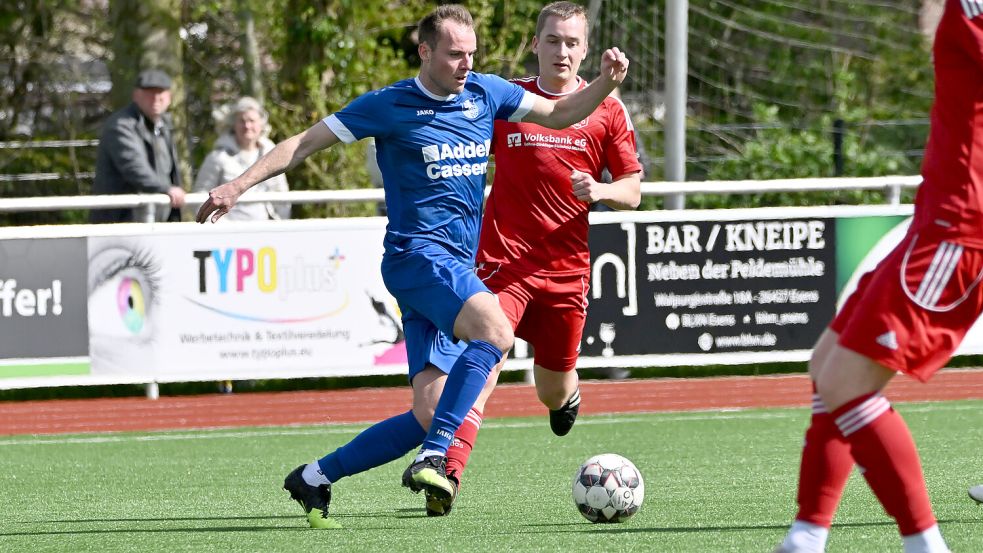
{"left": 87, "top": 224, "right": 406, "bottom": 381}
{"left": 0, "top": 237, "right": 89, "bottom": 377}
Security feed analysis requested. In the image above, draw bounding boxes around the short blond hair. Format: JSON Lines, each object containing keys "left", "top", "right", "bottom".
{"left": 536, "top": 1, "right": 589, "bottom": 38}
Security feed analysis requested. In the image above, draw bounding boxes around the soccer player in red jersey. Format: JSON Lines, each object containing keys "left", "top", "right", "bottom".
{"left": 775, "top": 2, "right": 983, "bottom": 551}
{"left": 429, "top": 1, "right": 642, "bottom": 516}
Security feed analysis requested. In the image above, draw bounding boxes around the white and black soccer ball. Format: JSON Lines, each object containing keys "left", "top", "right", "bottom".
{"left": 571, "top": 453, "right": 644, "bottom": 523}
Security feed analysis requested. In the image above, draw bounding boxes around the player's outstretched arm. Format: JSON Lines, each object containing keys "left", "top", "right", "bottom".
{"left": 196, "top": 122, "right": 339, "bottom": 223}
{"left": 522, "top": 47, "right": 629, "bottom": 130}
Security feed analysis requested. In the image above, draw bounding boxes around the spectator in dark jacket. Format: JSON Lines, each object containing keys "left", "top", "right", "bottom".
{"left": 90, "top": 69, "right": 185, "bottom": 223}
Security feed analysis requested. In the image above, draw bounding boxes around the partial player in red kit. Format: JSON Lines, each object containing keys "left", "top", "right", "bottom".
{"left": 775, "top": 2, "right": 983, "bottom": 552}
{"left": 424, "top": 1, "right": 642, "bottom": 516}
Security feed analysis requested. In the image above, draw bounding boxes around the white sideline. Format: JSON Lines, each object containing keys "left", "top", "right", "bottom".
{"left": 3, "top": 401, "right": 979, "bottom": 447}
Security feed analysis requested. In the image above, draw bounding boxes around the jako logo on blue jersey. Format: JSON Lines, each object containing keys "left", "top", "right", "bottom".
{"left": 421, "top": 140, "right": 491, "bottom": 179}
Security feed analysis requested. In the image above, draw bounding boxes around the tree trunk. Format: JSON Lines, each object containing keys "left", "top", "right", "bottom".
{"left": 108, "top": 0, "right": 190, "bottom": 189}
{"left": 238, "top": 3, "right": 264, "bottom": 103}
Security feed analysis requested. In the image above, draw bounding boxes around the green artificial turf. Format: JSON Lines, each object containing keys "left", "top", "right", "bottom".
{"left": 1, "top": 401, "right": 981, "bottom": 552}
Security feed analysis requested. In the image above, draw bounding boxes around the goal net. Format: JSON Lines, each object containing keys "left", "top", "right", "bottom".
{"left": 585, "top": 0, "right": 935, "bottom": 182}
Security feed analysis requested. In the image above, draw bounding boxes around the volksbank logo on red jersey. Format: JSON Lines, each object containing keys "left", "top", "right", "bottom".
{"left": 505, "top": 131, "right": 587, "bottom": 150}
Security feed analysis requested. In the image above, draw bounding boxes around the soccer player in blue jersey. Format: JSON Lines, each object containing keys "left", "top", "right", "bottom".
{"left": 196, "top": 4, "right": 628, "bottom": 528}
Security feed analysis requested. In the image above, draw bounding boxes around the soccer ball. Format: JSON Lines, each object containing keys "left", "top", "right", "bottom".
{"left": 571, "top": 453, "right": 644, "bottom": 523}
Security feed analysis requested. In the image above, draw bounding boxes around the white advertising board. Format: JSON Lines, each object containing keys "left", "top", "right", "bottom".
{"left": 4, "top": 206, "right": 983, "bottom": 389}
{"left": 90, "top": 221, "right": 407, "bottom": 381}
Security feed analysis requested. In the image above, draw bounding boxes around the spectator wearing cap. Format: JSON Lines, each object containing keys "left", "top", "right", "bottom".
{"left": 91, "top": 68, "right": 185, "bottom": 223}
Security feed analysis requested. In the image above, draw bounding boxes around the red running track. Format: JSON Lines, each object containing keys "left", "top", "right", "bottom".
{"left": 2, "top": 370, "right": 983, "bottom": 436}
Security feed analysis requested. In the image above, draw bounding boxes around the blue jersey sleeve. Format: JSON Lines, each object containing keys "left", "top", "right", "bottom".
{"left": 322, "top": 88, "right": 394, "bottom": 143}
{"left": 471, "top": 73, "right": 535, "bottom": 123}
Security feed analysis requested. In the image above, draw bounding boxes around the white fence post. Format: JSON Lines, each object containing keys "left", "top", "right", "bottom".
{"left": 886, "top": 184, "right": 902, "bottom": 205}
{"left": 664, "top": 0, "right": 688, "bottom": 210}
{"left": 141, "top": 202, "right": 156, "bottom": 223}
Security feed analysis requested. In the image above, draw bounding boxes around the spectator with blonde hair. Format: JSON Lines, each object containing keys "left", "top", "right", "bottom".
{"left": 193, "top": 96, "right": 289, "bottom": 220}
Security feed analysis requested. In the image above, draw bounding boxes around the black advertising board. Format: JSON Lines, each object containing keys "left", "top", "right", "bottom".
{"left": 581, "top": 216, "right": 837, "bottom": 359}
{"left": 0, "top": 237, "right": 89, "bottom": 359}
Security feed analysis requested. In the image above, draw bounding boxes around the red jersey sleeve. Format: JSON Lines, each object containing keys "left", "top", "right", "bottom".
{"left": 602, "top": 96, "right": 642, "bottom": 180}
{"left": 952, "top": 0, "right": 983, "bottom": 69}
{"left": 913, "top": 0, "right": 983, "bottom": 246}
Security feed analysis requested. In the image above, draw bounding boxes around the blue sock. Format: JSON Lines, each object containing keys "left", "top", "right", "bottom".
{"left": 317, "top": 410, "right": 425, "bottom": 483}
{"left": 421, "top": 339, "right": 502, "bottom": 455}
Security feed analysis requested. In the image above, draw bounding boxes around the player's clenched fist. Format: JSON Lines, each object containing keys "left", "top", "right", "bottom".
{"left": 599, "top": 47, "right": 629, "bottom": 84}
{"left": 570, "top": 169, "right": 604, "bottom": 203}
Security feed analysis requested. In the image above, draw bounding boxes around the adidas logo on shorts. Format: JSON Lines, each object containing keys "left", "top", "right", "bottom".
{"left": 876, "top": 331, "right": 899, "bottom": 351}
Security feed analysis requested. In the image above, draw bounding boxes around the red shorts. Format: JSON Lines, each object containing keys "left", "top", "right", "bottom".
{"left": 475, "top": 262, "right": 589, "bottom": 373}
{"left": 833, "top": 225, "right": 983, "bottom": 381}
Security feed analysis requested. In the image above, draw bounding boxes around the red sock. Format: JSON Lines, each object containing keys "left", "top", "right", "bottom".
{"left": 832, "top": 393, "right": 936, "bottom": 535}
{"left": 444, "top": 407, "right": 482, "bottom": 487}
{"left": 794, "top": 387, "right": 854, "bottom": 527}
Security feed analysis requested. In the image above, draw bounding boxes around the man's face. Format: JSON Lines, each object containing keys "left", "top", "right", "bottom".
{"left": 533, "top": 14, "right": 588, "bottom": 86}
{"left": 419, "top": 20, "right": 476, "bottom": 96}
{"left": 132, "top": 87, "right": 171, "bottom": 121}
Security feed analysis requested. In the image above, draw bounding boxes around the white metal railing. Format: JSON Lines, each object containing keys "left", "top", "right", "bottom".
{"left": 0, "top": 175, "right": 923, "bottom": 223}
{"left": 638, "top": 175, "right": 922, "bottom": 197}
{"left": 0, "top": 172, "right": 96, "bottom": 182}
{"left": 0, "top": 139, "right": 100, "bottom": 149}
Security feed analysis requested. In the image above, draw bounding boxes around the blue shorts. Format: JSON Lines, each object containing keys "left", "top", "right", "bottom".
{"left": 402, "top": 321, "right": 468, "bottom": 380}
{"left": 381, "top": 241, "right": 486, "bottom": 380}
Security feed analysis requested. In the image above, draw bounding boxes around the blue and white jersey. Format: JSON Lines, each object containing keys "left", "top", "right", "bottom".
{"left": 324, "top": 72, "right": 535, "bottom": 261}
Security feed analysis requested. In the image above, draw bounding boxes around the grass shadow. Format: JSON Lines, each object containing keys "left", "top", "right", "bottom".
{"left": 519, "top": 518, "right": 976, "bottom": 536}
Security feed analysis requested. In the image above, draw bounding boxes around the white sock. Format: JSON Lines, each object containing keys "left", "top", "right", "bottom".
{"left": 414, "top": 449, "right": 443, "bottom": 462}
{"left": 781, "top": 520, "right": 829, "bottom": 553}
{"left": 302, "top": 461, "right": 330, "bottom": 486}
{"left": 565, "top": 388, "right": 581, "bottom": 408}
{"left": 902, "top": 525, "right": 949, "bottom": 553}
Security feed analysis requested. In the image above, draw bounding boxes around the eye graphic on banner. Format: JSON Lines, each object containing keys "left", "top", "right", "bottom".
{"left": 88, "top": 244, "right": 161, "bottom": 341}
{"left": 88, "top": 240, "right": 163, "bottom": 374}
